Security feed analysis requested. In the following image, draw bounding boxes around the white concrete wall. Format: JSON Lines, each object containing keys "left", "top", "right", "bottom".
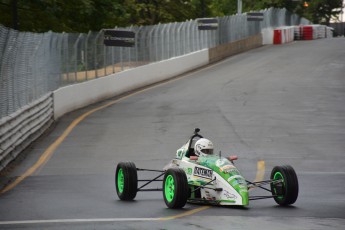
{"left": 262, "top": 28, "right": 274, "bottom": 45}
{"left": 54, "top": 49, "right": 209, "bottom": 119}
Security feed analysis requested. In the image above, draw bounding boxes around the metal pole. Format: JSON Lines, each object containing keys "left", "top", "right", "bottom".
{"left": 136, "top": 26, "right": 142, "bottom": 64}
{"left": 340, "top": 5, "right": 345, "bottom": 37}
{"left": 74, "top": 34, "right": 82, "bottom": 82}
{"left": 237, "top": 0, "right": 242, "bottom": 14}
{"left": 161, "top": 24, "right": 166, "bottom": 60}
{"left": 94, "top": 32, "right": 99, "bottom": 78}
{"left": 129, "top": 26, "right": 133, "bottom": 69}
{"left": 103, "top": 42, "right": 106, "bottom": 76}
{"left": 85, "top": 31, "right": 91, "bottom": 80}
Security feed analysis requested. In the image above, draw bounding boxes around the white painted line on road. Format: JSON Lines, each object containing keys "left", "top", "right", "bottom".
{"left": 298, "top": 171, "right": 345, "bottom": 175}
{"left": 0, "top": 206, "right": 212, "bottom": 225}
{"left": 0, "top": 218, "right": 161, "bottom": 225}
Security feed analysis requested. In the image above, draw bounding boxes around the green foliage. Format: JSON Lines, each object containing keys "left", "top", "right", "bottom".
{"left": 123, "top": 0, "right": 198, "bottom": 25}
{"left": 0, "top": 0, "right": 343, "bottom": 32}
{"left": 0, "top": 0, "right": 128, "bottom": 32}
{"left": 303, "top": 0, "right": 343, "bottom": 25}
{"left": 241, "top": 0, "right": 344, "bottom": 25}
{"left": 209, "top": 0, "right": 237, "bottom": 17}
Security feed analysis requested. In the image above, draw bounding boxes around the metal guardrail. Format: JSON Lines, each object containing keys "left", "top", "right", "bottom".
{"left": 0, "top": 93, "right": 53, "bottom": 171}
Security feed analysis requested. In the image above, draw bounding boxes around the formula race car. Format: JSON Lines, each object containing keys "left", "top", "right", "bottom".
{"left": 115, "top": 128, "right": 298, "bottom": 208}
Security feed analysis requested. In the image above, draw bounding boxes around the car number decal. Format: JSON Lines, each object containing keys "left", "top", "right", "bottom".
{"left": 194, "top": 166, "right": 213, "bottom": 179}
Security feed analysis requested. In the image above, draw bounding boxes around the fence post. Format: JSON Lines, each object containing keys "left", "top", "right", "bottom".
{"left": 177, "top": 23, "right": 183, "bottom": 56}
{"left": 73, "top": 34, "right": 82, "bottom": 82}
{"left": 148, "top": 26, "right": 155, "bottom": 62}
{"left": 94, "top": 30, "right": 102, "bottom": 78}
{"left": 136, "top": 26, "right": 142, "bottom": 64}
{"left": 155, "top": 24, "right": 160, "bottom": 62}
{"left": 161, "top": 24, "right": 166, "bottom": 61}
{"left": 172, "top": 22, "right": 177, "bottom": 58}
{"left": 103, "top": 31, "right": 106, "bottom": 76}
{"left": 85, "top": 31, "right": 91, "bottom": 80}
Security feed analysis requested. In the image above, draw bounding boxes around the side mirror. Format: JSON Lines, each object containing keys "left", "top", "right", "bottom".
{"left": 190, "top": 156, "right": 199, "bottom": 161}
{"left": 228, "top": 155, "right": 238, "bottom": 162}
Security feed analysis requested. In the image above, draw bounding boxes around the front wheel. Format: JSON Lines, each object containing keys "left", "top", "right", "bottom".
{"left": 163, "top": 168, "right": 188, "bottom": 209}
{"left": 115, "top": 162, "right": 138, "bottom": 200}
{"left": 270, "top": 165, "right": 298, "bottom": 206}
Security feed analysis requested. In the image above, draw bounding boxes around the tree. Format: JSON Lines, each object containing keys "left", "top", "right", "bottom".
{"left": 242, "top": 0, "right": 299, "bottom": 12}
{"left": 0, "top": 0, "right": 129, "bottom": 32}
{"left": 109, "top": 0, "right": 230, "bottom": 26}
{"left": 122, "top": 0, "right": 208, "bottom": 26}
{"left": 1, "top": 0, "right": 343, "bottom": 32}
{"left": 242, "top": 0, "right": 344, "bottom": 25}
{"left": 304, "top": 0, "right": 343, "bottom": 25}
{"left": 209, "top": 0, "right": 237, "bottom": 17}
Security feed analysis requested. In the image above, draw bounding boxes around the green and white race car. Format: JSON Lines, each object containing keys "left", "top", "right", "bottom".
{"left": 115, "top": 128, "right": 298, "bottom": 209}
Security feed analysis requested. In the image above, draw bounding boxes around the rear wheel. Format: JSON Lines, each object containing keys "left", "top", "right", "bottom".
{"left": 115, "top": 162, "right": 138, "bottom": 200}
{"left": 163, "top": 168, "right": 188, "bottom": 209}
{"left": 270, "top": 165, "right": 298, "bottom": 206}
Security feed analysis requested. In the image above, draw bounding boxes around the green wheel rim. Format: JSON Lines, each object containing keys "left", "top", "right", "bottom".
{"left": 117, "top": 168, "right": 124, "bottom": 193}
{"left": 273, "top": 172, "right": 284, "bottom": 200}
{"left": 164, "top": 175, "right": 175, "bottom": 203}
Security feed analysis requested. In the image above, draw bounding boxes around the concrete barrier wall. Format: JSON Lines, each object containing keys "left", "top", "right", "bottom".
{"left": 55, "top": 35, "right": 264, "bottom": 119}
{"left": 54, "top": 34, "right": 262, "bottom": 119}
{"left": 208, "top": 34, "right": 263, "bottom": 63}
{"left": 262, "top": 28, "right": 274, "bottom": 45}
{"left": 54, "top": 49, "right": 209, "bottom": 119}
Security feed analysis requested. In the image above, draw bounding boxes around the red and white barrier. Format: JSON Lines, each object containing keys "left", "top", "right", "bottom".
{"left": 302, "top": 25, "right": 316, "bottom": 40}
{"left": 296, "top": 25, "right": 333, "bottom": 40}
{"left": 273, "top": 27, "right": 294, "bottom": 44}
{"left": 262, "top": 25, "right": 333, "bottom": 45}
{"left": 262, "top": 26, "right": 294, "bottom": 45}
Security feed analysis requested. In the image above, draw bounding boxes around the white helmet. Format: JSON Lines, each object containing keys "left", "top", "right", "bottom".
{"left": 194, "top": 138, "right": 214, "bottom": 157}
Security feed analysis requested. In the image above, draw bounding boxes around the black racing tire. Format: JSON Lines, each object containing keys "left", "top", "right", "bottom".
{"left": 115, "top": 162, "right": 138, "bottom": 201}
{"left": 270, "top": 165, "right": 299, "bottom": 206}
{"left": 163, "top": 168, "right": 188, "bottom": 209}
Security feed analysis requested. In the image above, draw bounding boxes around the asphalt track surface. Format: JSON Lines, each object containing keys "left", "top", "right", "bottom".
{"left": 0, "top": 38, "right": 345, "bottom": 230}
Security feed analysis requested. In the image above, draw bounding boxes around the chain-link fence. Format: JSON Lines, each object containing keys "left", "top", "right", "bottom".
{"left": 0, "top": 8, "right": 309, "bottom": 119}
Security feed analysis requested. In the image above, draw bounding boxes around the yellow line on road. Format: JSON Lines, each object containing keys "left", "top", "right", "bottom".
{"left": 254, "top": 160, "right": 265, "bottom": 182}
{"left": 248, "top": 160, "right": 266, "bottom": 192}
{"left": 159, "top": 206, "right": 211, "bottom": 221}
{"left": 0, "top": 100, "right": 116, "bottom": 194}
{"left": 0, "top": 85, "right": 162, "bottom": 194}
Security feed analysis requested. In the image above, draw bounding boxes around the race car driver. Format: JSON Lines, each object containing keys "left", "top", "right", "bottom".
{"left": 194, "top": 138, "right": 214, "bottom": 157}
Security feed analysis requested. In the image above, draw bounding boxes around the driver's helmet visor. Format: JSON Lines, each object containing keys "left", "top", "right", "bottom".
{"left": 201, "top": 149, "right": 213, "bottom": 155}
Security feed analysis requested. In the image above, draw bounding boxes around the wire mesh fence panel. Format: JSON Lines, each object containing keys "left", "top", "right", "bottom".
{"left": 0, "top": 8, "right": 310, "bottom": 120}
